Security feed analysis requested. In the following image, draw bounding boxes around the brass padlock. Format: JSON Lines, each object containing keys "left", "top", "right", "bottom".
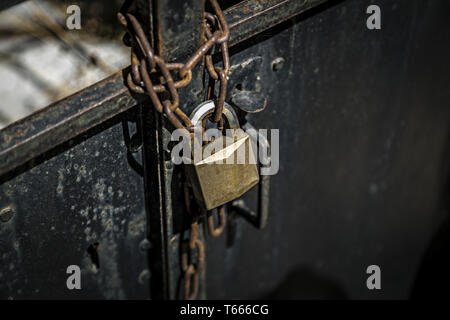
{"left": 186, "top": 100, "right": 259, "bottom": 211}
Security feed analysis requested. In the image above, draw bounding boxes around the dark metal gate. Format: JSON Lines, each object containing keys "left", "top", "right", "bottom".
{"left": 0, "top": 0, "right": 449, "bottom": 299}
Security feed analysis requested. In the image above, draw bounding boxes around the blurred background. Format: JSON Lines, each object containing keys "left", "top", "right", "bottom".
{"left": 0, "top": 0, "right": 128, "bottom": 129}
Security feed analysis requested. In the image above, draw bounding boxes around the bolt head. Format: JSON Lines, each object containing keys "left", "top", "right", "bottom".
{"left": 271, "top": 57, "right": 285, "bottom": 72}
{"left": 0, "top": 207, "right": 14, "bottom": 223}
{"left": 139, "top": 238, "right": 152, "bottom": 251}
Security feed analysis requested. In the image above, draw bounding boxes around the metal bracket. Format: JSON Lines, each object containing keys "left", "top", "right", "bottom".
{"left": 230, "top": 122, "right": 271, "bottom": 229}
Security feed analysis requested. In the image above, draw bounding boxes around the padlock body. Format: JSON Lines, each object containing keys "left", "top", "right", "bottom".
{"left": 186, "top": 130, "right": 259, "bottom": 210}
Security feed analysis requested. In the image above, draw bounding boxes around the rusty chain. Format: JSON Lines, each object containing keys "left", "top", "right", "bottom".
{"left": 119, "top": 0, "right": 229, "bottom": 300}
{"left": 183, "top": 181, "right": 226, "bottom": 300}
{"left": 203, "top": 8, "right": 228, "bottom": 240}
{"left": 181, "top": 220, "right": 205, "bottom": 300}
{"left": 118, "top": 0, "right": 230, "bottom": 132}
{"left": 183, "top": 183, "right": 205, "bottom": 300}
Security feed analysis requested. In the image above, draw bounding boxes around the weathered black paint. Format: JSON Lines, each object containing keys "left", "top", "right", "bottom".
{"left": 206, "top": 0, "right": 450, "bottom": 299}
{"left": 0, "top": 109, "right": 149, "bottom": 299}
{"left": 1, "top": 0, "right": 449, "bottom": 300}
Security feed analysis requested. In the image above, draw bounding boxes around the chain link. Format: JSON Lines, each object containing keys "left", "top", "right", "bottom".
{"left": 207, "top": 205, "right": 226, "bottom": 238}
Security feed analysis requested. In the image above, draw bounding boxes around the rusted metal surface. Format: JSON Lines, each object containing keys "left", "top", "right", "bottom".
{"left": 0, "top": 0, "right": 329, "bottom": 178}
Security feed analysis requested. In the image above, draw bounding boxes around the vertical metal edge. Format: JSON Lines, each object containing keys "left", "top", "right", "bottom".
{"left": 162, "top": 158, "right": 176, "bottom": 299}
{"left": 133, "top": 0, "right": 170, "bottom": 300}
{"left": 152, "top": 0, "right": 206, "bottom": 300}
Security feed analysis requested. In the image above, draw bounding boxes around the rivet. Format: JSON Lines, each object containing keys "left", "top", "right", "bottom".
{"left": 0, "top": 206, "right": 14, "bottom": 223}
{"left": 139, "top": 238, "right": 153, "bottom": 251}
{"left": 138, "top": 269, "right": 151, "bottom": 284}
{"left": 271, "top": 57, "right": 285, "bottom": 72}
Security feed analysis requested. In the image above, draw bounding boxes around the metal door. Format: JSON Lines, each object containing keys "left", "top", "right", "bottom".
{"left": 0, "top": 0, "right": 449, "bottom": 300}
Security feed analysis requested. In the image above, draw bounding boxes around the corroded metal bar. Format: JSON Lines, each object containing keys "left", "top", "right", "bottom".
{"left": 0, "top": 71, "right": 135, "bottom": 176}
{"left": 226, "top": 0, "right": 328, "bottom": 45}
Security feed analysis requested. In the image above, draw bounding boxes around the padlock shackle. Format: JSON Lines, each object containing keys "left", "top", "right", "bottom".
{"left": 189, "top": 100, "right": 240, "bottom": 129}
